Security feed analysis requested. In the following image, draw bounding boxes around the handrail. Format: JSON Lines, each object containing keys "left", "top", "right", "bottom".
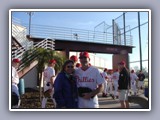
{"left": 20, "top": 23, "right": 133, "bottom": 46}
{"left": 12, "top": 16, "right": 133, "bottom": 46}
{"left": 12, "top": 23, "right": 33, "bottom": 49}
{"left": 12, "top": 38, "right": 55, "bottom": 72}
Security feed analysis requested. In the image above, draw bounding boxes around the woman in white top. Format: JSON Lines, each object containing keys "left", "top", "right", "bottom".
{"left": 12, "top": 58, "right": 21, "bottom": 108}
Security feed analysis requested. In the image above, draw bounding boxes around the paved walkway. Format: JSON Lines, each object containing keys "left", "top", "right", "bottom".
{"left": 98, "top": 93, "right": 142, "bottom": 109}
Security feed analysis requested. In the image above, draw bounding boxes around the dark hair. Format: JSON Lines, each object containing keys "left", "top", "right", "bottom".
{"left": 61, "top": 60, "right": 74, "bottom": 72}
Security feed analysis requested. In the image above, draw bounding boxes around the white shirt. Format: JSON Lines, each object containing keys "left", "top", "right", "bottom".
{"left": 75, "top": 66, "right": 105, "bottom": 108}
{"left": 12, "top": 66, "right": 20, "bottom": 97}
{"left": 130, "top": 73, "right": 138, "bottom": 82}
{"left": 102, "top": 71, "right": 108, "bottom": 81}
{"left": 12, "top": 66, "right": 19, "bottom": 85}
{"left": 44, "top": 67, "right": 55, "bottom": 83}
{"left": 107, "top": 74, "right": 113, "bottom": 82}
{"left": 75, "top": 66, "right": 104, "bottom": 90}
{"left": 112, "top": 72, "right": 119, "bottom": 82}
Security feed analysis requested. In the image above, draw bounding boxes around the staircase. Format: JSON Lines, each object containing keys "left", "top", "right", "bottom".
{"left": 12, "top": 20, "right": 55, "bottom": 78}
{"left": 12, "top": 38, "right": 55, "bottom": 78}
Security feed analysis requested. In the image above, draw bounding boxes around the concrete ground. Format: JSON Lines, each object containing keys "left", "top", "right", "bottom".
{"left": 98, "top": 91, "right": 148, "bottom": 109}
{"left": 98, "top": 93, "right": 142, "bottom": 109}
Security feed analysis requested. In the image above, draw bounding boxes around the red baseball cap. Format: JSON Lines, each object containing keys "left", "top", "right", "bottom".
{"left": 76, "top": 63, "right": 81, "bottom": 68}
{"left": 118, "top": 61, "right": 125, "bottom": 65}
{"left": 49, "top": 59, "right": 56, "bottom": 64}
{"left": 108, "top": 69, "right": 113, "bottom": 72}
{"left": 79, "top": 51, "right": 90, "bottom": 58}
{"left": 12, "top": 58, "right": 20, "bottom": 63}
{"left": 70, "top": 55, "right": 78, "bottom": 62}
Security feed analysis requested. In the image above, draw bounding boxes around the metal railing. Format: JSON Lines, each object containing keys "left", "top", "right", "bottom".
{"left": 34, "top": 38, "right": 55, "bottom": 50}
{"left": 12, "top": 38, "right": 55, "bottom": 72}
{"left": 21, "top": 23, "right": 133, "bottom": 46}
{"left": 12, "top": 16, "right": 133, "bottom": 46}
{"left": 12, "top": 46, "right": 25, "bottom": 60}
{"left": 12, "top": 19, "right": 33, "bottom": 49}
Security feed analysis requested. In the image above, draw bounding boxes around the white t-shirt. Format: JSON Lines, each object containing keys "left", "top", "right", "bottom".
{"left": 12, "top": 66, "right": 19, "bottom": 85}
{"left": 12, "top": 66, "right": 20, "bottom": 97}
{"left": 112, "top": 72, "right": 119, "bottom": 82}
{"left": 130, "top": 73, "right": 138, "bottom": 82}
{"left": 102, "top": 71, "right": 108, "bottom": 81}
{"left": 107, "top": 74, "right": 113, "bottom": 82}
{"left": 43, "top": 67, "right": 55, "bottom": 92}
{"left": 44, "top": 67, "right": 55, "bottom": 83}
{"left": 75, "top": 66, "right": 105, "bottom": 108}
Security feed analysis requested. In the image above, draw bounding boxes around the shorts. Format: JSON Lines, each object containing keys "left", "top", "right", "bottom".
{"left": 12, "top": 84, "right": 20, "bottom": 108}
{"left": 44, "top": 81, "right": 53, "bottom": 92}
{"left": 119, "top": 90, "right": 129, "bottom": 101}
{"left": 138, "top": 81, "right": 144, "bottom": 88}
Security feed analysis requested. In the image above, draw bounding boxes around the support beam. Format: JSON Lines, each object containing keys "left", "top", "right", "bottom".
{"left": 112, "top": 54, "right": 129, "bottom": 70}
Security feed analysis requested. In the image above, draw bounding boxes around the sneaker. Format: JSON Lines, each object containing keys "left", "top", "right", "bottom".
{"left": 130, "top": 91, "right": 132, "bottom": 95}
{"left": 102, "top": 93, "right": 107, "bottom": 97}
{"left": 111, "top": 95, "right": 115, "bottom": 99}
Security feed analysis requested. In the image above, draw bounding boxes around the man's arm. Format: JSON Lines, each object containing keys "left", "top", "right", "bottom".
{"left": 50, "top": 76, "right": 55, "bottom": 88}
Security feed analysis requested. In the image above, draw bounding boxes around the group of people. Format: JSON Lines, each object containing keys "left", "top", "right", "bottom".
{"left": 44, "top": 52, "right": 104, "bottom": 108}
{"left": 101, "top": 61, "right": 146, "bottom": 108}
{"left": 12, "top": 51, "right": 146, "bottom": 109}
{"left": 102, "top": 68, "right": 119, "bottom": 99}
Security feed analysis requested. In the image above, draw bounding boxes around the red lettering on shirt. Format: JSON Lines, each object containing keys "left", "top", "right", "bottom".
{"left": 75, "top": 76, "right": 94, "bottom": 82}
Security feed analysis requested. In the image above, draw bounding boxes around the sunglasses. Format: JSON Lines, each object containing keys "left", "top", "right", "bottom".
{"left": 67, "top": 66, "right": 74, "bottom": 68}
{"left": 79, "top": 57, "right": 87, "bottom": 59}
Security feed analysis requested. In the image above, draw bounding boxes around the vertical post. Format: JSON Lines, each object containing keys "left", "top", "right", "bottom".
{"left": 18, "top": 79, "right": 25, "bottom": 95}
{"left": 29, "top": 12, "right": 31, "bottom": 36}
{"left": 123, "top": 12, "right": 126, "bottom": 45}
{"left": 112, "top": 19, "right": 115, "bottom": 44}
{"left": 27, "top": 12, "right": 34, "bottom": 37}
{"left": 138, "top": 12, "right": 142, "bottom": 71}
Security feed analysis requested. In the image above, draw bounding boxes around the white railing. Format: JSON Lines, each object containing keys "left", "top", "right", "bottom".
{"left": 34, "top": 38, "right": 55, "bottom": 50}
{"left": 12, "top": 38, "right": 55, "bottom": 72}
{"left": 12, "top": 23, "right": 33, "bottom": 50}
{"left": 12, "top": 46, "right": 25, "bottom": 60}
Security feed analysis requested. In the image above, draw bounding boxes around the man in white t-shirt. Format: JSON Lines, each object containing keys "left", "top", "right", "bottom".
{"left": 107, "top": 69, "right": 114, "bottom": 98}
{"left": 112, "top": 69, "right": 119, "bottom": 99}
{"left": 41, "top": 59, "right": 57, "bottom": 108}
{"left": 12, "top": 58, "right": 21, "bottom": 108}
{"left": 75, "top": 51, "right": 105, "bottom": 108}
{"left": 130, "top": 70, "right": 138, "bottom": 95}
{"left": 102, "top": 68, "right": 108, "bottom": 97}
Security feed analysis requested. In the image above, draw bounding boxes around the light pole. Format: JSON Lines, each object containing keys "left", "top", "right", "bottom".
{"left": 138, "top": 12, "right": 142, "bottom": 71}
{"left": 26, "top": 12, "right": 34, "bottom": 36}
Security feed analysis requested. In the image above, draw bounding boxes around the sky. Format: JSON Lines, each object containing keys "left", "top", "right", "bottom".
{"left": 11, "top": 9, "right": 149, "bottom": 70}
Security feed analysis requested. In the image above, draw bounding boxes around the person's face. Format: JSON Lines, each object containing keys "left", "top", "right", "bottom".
{"left": 65, "top": 62, "right": 74, "bottom": 74}
{"left": 13, "top": 62, "right": 20, "bottom": 69}
{"left": 118, "top": 64, "right": 124, "bottom": 70}
{"left": 51, "top": 63, "right": 55, "bottom": 67}
{"left": 79, "top": 56, "right": 90, "bottom": 66}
